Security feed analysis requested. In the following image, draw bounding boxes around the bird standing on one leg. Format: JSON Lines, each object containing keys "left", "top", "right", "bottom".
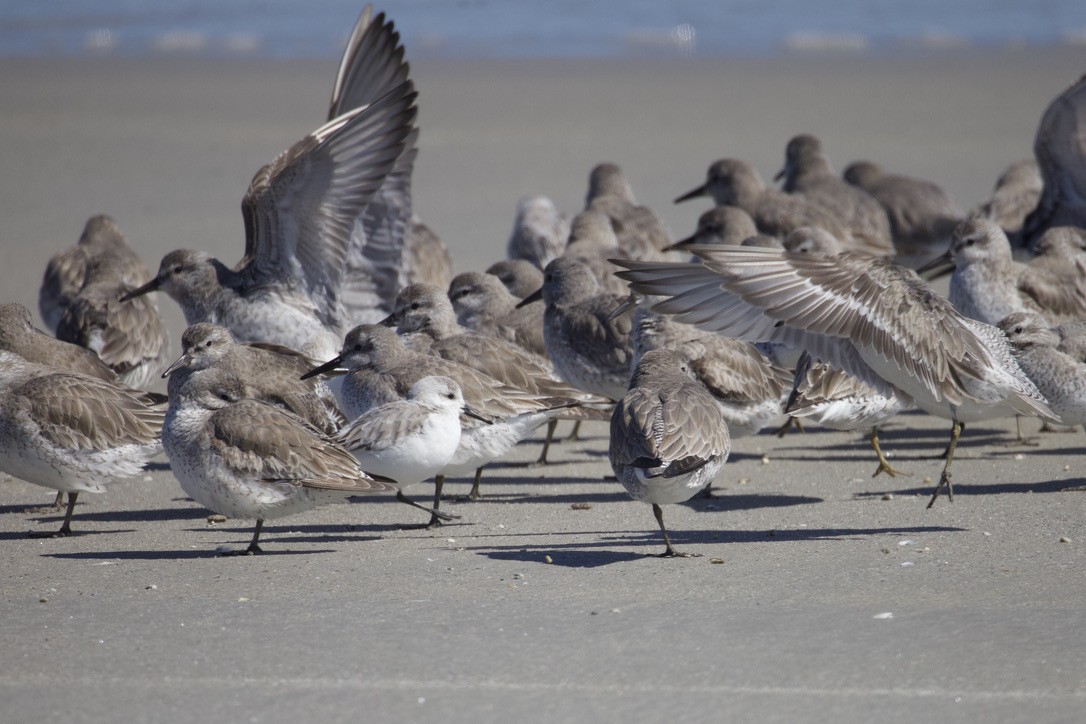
{"left": 609, "top": 349, "right": 730, "bottom": 558}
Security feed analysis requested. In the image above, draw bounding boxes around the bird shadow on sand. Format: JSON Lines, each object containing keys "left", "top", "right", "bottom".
{"left": 0, "top": 527, "right": 139, "bottom": 541}
{"left": 0, "top": 502, "right": 65, "bottom": 516}
{"left": 472, "top": 524, "right": 965, "bottom": 568}
{"left": 41, "top": 523, "right": 387, "bottom": 560}
{"left": 61, "top": 506, "right": 209, "bottom": 524}
{"left": 856, "top": 477, "right": 1086, "bottom": 500}
{"left": 683, "top": 493, "right": 823, "bottom": 511}
{"left": 43, "top": 546, "right": 337, "bottom": 561}
{"left": 768, "top": 425, "right": 1016, "bottom": 461}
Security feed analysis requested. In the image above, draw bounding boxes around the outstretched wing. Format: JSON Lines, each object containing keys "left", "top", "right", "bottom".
{"left": 238, "top": 82, "right": 417, "bottom": 324}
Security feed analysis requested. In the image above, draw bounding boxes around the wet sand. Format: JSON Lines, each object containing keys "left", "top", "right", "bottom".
{"left": 1, "top": 48, "right": 1085, "bottom": 722}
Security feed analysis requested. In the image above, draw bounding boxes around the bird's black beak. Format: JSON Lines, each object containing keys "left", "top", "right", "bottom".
{"left": 378, "top": 312, "right": 398, "bottom": 328}
{"left": 662, "top": 232, "right": 697, "bottom": 252}
{"left": 673, "top": 184, "right": 707, "bottom": 204}
{"left": 120, "top": 277, "right": 161, "bottom": 302}
{"left": 915, "top": 250, "right": 956, "bottom": 281}
{"left": 161, "top": 352, "right": 192, "bottom": 379}
{"left": 515, "top": 288, "right": 543, "bottom": 308}
{"left": 462, "top": 404, "right": 493, "bottom": 424}
{"left": 605, "top": 293, "right": 639, "bottom": 323}
{"left": 300, "top": 355, "right": 344, "bottom": 380}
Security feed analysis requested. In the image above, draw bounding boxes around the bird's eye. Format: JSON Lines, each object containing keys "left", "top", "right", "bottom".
{"left": 204, "top": 340, "right": 212, "bottom": 348}
{"left": 172, "top": 265, "right": 183, "bottom": 273}
{"left": 965, "top": 239, "right": 975, "bottom": 247}
{"left": 446, "top": 392, "right": 454, "bottom": 399}
{"left": 1015, "top": 326, "right": 1023, "bottom": 334}
{"left": 353, "top": 344, "right": 362, "bottom": 351}
{"left": 218, "top": 393, "right": 232, "bottom": 402}
{"left": 410, "top": 302, "right": 420, "bottom": 310}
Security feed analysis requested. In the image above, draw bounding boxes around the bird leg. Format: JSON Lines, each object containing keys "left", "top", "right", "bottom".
{"left": 531, "top": 419, "right": 559, "bottom": 466}
{"left": 653, "top": 503, "right": 700, "bottom": 558}
{"left": 775, "top": 416, "right": 804, "bottom": 438}
{"left": 1011, "top": 415, "right": 1039, "bottom": 446}
{"left": 870, "top": 426, "right": 910, "bottom": 478}
{"left": 218, "top": 518, "right": 264, "bottom": 555}
{"left": 53, "top": 491, "right": 66, "bottom": 509}
{"left": 30, "top": 492, "right": 78, "bottom": 538}
{"left": 468, "top": 467, "right": 484, "bottom": 500}
{"left": 396, "top": 478, "right": 460, "bottom": 529}
{"left": 928, "top": 420, "right": 962, "bottom": 508}
{"left": 245, "top": 519, "right": 264, "bottom": 554}
{"left": 566, "top": 420, "right": 583, "bottom": 442}
{"left": 938, "top": 421, "right": 964, "bottom": 459}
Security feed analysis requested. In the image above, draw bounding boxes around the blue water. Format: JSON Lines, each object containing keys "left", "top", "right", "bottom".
{"left": 1, "top": 1, "right": 1084, "bottom": 59}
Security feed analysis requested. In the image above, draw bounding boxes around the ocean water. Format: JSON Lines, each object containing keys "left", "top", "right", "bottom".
{"left": 1, "top": 1, "right": 1084, "bottom": 59}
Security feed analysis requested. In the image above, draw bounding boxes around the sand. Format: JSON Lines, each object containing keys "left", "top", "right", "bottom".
{"left": 1, "top": 48, "right": 1085, "bottom": 722}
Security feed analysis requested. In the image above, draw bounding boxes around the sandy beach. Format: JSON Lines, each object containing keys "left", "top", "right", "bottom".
{"left": 1, "top": 48, "right": 1085, "bottom": 722}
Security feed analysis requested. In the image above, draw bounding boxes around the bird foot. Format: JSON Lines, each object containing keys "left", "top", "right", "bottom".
{"left": 28, "top": 527, "right": 75, "bottom": 539}
{"left": 217, "top": 546, "right": 261, "bottom": 557}
{"left": 400, "top": 511, "right": 460, "bottom": 530}
{"left": 1039, "top": 422, "right": 1077, "bottom": 434}
{"left": 926, "top": 471, "right": 954, "bottom": 509}
{"left": 871, "top": 461, "right": 911, "bottom": 478}
{"left": 775, "top": 417, "right": 804, "bottom": 438}
{"left": 657, "top": 549, "right": 702, "bottom": 558}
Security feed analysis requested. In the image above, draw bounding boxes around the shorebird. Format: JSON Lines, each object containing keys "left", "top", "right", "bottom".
{"left": 1020, "top": 226, "right": 1086, "bottom": 308}
{"left": 563, "top": 210, "right": 640, "bottom": 294}
{"left": 609, "top": 349, "right": 730, "bottom": 558}
{"left": 302, "top": 325, "right": 584, "bottom": 512}
{"left": 486, "top": 259, "right": 544, "bottom": 299}
{"left": 775, "top": 134, "right": 894, "bottom": 257}
{"left": 162, "top": 323, "right": 343, "bottom": 435}
{"left": 843, "top": 160, "right": 964, "bottom": 266}
{"left": 162, "top": 366, "right": 392, "bottom": 555}
{"left": 387, "top": 282, "right": 609, "bottom": 464}
{"left": 39, "top": 215, "right": 153, "bottom": 334}
{"left": 584, "top": 162, "right": 671, "bottom": 255}
{"left": 382, "top": 282, "right": 554, "bottom": 374}
{"left": 0, "top": 302, "right": 163, "bottom": 509}
{"left": 999, "top": 312, "right": 1086, "bottom": 428}
{"left": 506, "top": 196, "right": 570, "bottom": 269}
{"left": 628, "top": 299, "right": 790, "bottom": 438}
{"left": 785, "top": 351, "right": 910, "bottom": 477}
{"left": 0, "top": 351, "right": 163, "bottom": 536}
{"left": 674, "top": 158, "right": 855, "bottom": 245}
{"left": 1054, "top": 319, "right": 1086, "bottom": 363}
{"left": 521, "top": 256, "right": 635, "bottom": 402}
{"left": 448, "top": 271, "right": 547, "bottom": 359}
{"left": 664, "top": 206, "right": 760, "bottom": 254}
{"left": 922, "top": 218, "right": 1086, "bottom": 326}
{"left": 781, "top": 226, "right": 847, "bottom": 255}
{"left": 1019, "top": 74, "right": 1086, "bottom": 248}
{"left": 336, "top": 375, "right": 488, "bottom": 526}
{"left": 613, "top": 244, "right": 1057, "bottom": 506}
{"left": 56, "top": 252, "right": 170, "bottom": 389}
{"left": 121, "top": 78, "right": 417, "bottom": 359}
{"left": 974, "top": 159, "right": 1043, "bottom": 236}
{"left": 0, "top": 303, "right": 118, "bottom": 383}
{"left": 404, "top": 216, "right": 453, "bottom": 289}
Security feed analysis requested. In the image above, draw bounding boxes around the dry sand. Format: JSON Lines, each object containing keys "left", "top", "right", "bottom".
{"left": 1, "top": 48, "right": 1085, "bottom": 722}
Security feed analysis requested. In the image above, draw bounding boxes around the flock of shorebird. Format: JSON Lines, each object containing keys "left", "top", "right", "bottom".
{"left": 2, "top": 6, "right": 1086, "bottom": 557}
